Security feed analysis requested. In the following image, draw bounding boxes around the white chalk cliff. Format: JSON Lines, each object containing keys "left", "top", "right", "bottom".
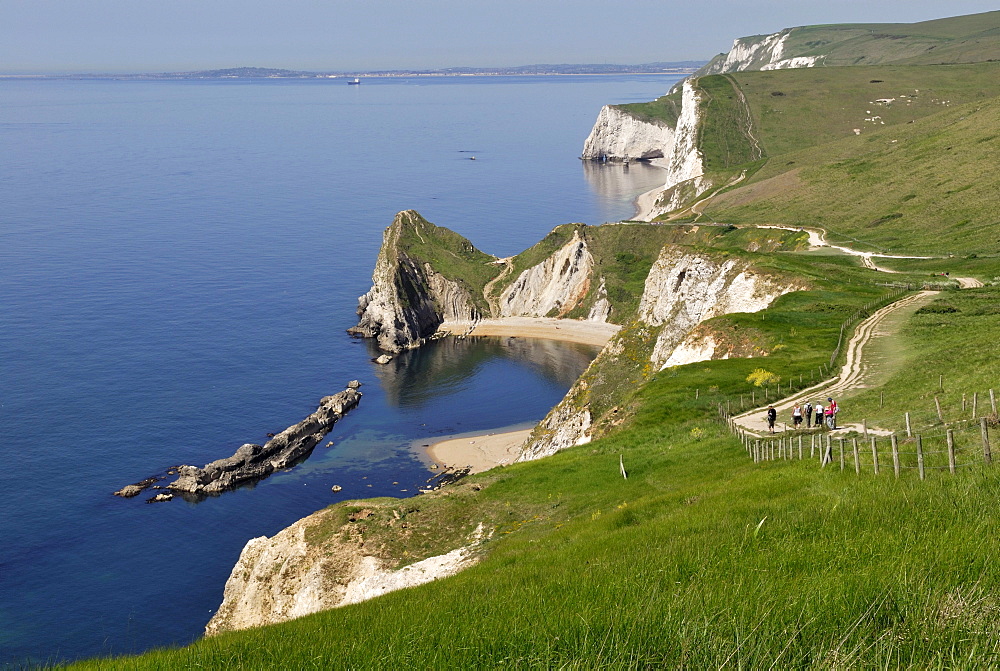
{"left": 499, "top": 230, "right": 596, "bottom": 319}
{"left": 580, "top": 105, "right": 675, "bottom": 162}
{"left": 349, "top": 210, "right": 483, "bottom": 353}
{"left": 519, "top": 245, "right": 803, "bottom": 460}
{"left": 582, "top": 28, "right": 824, "bottom": 220}
{"left": 638, "top": 247, "right": 802, "bottom": 369}
{"left": 652, "top": 80, "right": 706, "bottom": 217}
{"left": 205, "top": 509, "right": 484, "bottom": 635}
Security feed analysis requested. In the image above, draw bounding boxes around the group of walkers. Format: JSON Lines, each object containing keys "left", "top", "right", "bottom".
{"left": 766, "top": 397, "right": 839, "bottom": 434}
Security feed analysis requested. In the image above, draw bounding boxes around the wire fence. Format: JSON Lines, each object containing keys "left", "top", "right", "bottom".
{"left": 717, "top": 395, "right": 998, "bottom": 480}
{"left": 687, "top": 287, "right": 998, "bottom": 482}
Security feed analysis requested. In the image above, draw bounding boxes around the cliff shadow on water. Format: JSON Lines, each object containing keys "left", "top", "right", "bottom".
{"left": 367, "top": 335, "right": 601, "bottom": 410}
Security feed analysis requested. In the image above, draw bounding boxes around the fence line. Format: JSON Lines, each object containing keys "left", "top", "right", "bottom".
{"left": 720, "top": 409, "right": 996, "bottom": 481}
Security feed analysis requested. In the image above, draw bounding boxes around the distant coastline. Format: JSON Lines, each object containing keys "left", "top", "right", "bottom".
{"left": 0, "top": 63, "right": 704, "bottom": 81}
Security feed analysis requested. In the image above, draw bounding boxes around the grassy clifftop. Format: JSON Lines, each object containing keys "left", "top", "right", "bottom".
{"left": 697, "top": 74, "right": 1000, "bottom": 255}
{"left": 781, "top": 11, "right": 1000, "bottom": 67}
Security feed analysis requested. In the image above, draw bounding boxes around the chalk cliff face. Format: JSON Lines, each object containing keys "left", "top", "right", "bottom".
{"left": 519, "top": 245, "right": 802, "bottom": 459}
{"left": 348, "top": 211, "right": 484, "bottom": 353}
{"left": 680, "top": 29, "right": 821, "bottom": 88}
{"left": 653, "top": 80, "right": 706, "bottom": 216}
{"left": 580, "top": 105, "right": 676, "bottom": 162}
{"left": 205, "top": 507, "right": 484, "bottom": 635}
{"left": 352, "top": 219, "right": 610, "bottom": 352}
{"left": 638, "top": 247, "right": 802, "bottom": 369}
{"left": 499, "top": 230, "right": 595, "bottom": 319}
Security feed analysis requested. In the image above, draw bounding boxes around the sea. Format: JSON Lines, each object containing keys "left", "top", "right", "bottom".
{"left": 0, "top": 73, "right": 682, "bottom": 666}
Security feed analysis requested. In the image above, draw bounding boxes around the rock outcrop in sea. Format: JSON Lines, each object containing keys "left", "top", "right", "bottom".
{"left": 165, "top": 384, "right": 362, "bottom": 496}
{"left": 580, "top": 105, "right": 675, "bottom": 162}
{"left": 348, "top": 210, "right": 486, "bottom": 353}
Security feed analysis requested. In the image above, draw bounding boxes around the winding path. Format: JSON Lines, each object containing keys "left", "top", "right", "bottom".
{"left": 732, "top": 290, "right": 939, "bottom": 437}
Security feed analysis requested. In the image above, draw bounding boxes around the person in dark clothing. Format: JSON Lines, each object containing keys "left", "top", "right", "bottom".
{"left": 766, "top": 405, "right": 777, "bottom": 434}
{"left": 804, "top": 401, "right": 813, "bottom": 428}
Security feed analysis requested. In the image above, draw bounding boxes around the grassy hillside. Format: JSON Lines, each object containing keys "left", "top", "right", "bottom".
{"left": 75, "top": 283, "right": 1000, "bottom": 669}
{"left": 700, "top": 91, "right": 1000, "bottom": 255}
{"left": 783, "top": 11, "right": 1000, "bottom": 67}
{"left": 697, "top": 11, "right": 1000, "bottom": 76}
{"left": 728, "top": 62, "right": 1000, "bottom": 158}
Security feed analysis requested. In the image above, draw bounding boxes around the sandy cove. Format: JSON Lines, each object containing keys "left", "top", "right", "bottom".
{"left": 423, "top": 428, "right": 534, "bottom": 474}
{"left": 437, "top": 316, "right": 620, "bottom": 348}
{"left": 428, "top": 317, "right": 620, "bottom": 472}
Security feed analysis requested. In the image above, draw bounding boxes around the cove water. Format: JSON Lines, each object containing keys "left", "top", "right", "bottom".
{"left": 0, "top": 73, "right": 681, "bottom": 665}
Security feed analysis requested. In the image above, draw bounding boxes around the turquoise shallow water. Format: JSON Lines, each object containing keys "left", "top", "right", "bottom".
{"left": 0, "top": 74, "right": 681, "bottom": 665}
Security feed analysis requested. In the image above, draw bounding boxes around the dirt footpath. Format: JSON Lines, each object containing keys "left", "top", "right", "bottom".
{"left": 733, "top": 291, "right": 938, "bottom": 436}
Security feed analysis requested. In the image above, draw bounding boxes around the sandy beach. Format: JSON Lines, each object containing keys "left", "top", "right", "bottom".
{"left": 423, "top": 427, "right": 534, "bottom": 473}
{"left": 438, "top": 317, "right": 619, "bottom": 347}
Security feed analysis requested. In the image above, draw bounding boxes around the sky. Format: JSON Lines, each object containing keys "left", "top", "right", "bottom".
{"left": 2, "top": 0, "right": 999, "bottom": 74}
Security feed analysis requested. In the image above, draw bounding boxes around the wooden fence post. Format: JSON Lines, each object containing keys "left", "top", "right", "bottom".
{"left": 917, "top": 435, "right": 925, "bottom": 481}
{"left": 839, "top": 439, "right": 845, "bottom": 471}
{"left": 810, "top": 434, "right": 815, "bottom": 459}
{"left": 947, "top": 429, "right": 956, "bottom": 475}
{"left": 891, "top": 434, "right": 900, "bottom": 478}
{"left": 798, "top": 435, "right": 803, "bottom": 460}
{"left": 983, "top": 418, "right": 993, "bottom": 465}
{"left": 826, "top": 435, "right": 833, "bottom": 467}
{"left": 905, "top": 412, "right": 912, "bottom": 438}
{"left": 863, "top": 419, "right": 868, "bottom": 439}
{"left": 935, "top": 396, "right": 944, "bottom": 423}
{"left": 939, "top": 374, "right": 943, "bottom": 391}
{"left": 853, "top": 438, "right": 861, "bottom": 475}
{"left": 991, "top": 389, "right": 997, "bottom": 415}
{"left": 696, "top": 388, "right": 699, "bottom": 399}
{"left": 973, "top": 392, "right": 978, "bottom": 420}
{"left": 871, "top": 435, "right": 879, "bottom": 475}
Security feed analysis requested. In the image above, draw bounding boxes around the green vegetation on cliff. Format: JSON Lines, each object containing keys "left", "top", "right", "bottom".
{"left": 77, "top": 284, "right": 1000, "bottom": 669}
{"left": 702, "top": 86, "right": 1000, "bottom": 255}
{"left": 615, "top": 89, "right": 683, "bottom": 127}
{"left": 780, "top": 11, "right": 1000, "bottom": 67}
{"left": 392, "top": 210, "right": 500, "bottom": 314}
{"left": 74, "top": 11, "right": 1000, "bottom": 669}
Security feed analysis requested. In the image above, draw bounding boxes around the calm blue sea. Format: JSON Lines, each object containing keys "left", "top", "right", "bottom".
{"left": 0, "top": 74, "right": 681, "bottom": 665}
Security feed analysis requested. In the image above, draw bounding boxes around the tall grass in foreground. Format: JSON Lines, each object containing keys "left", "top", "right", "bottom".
{"left": 69, "top": 287, "right": 1000, "bottom": 669}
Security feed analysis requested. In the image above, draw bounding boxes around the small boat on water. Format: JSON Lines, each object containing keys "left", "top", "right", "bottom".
{"left": 348, "top": 78, "right": 360, "bottom": 85}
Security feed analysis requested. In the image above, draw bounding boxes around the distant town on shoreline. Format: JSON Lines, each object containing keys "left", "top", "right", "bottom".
{"left": 1, "top": 63, "right": 706, "bottom": 80}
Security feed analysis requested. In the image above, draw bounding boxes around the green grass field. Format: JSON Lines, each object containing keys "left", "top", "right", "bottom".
{"left": 73, "top": 284, "right": 1000, "bottom": 669}
{"left": 694, "top": 67, "right": 1000, "bottom": 256}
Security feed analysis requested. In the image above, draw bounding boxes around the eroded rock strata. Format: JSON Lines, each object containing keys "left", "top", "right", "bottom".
{"left": 348, "top": 210, "right": 487, "bottom": 353}
{"left": 166, "top": 385, "right": 361, "bottom": 496}
{"left": 519, "top": 247, "right": 804, "bottom": 460}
